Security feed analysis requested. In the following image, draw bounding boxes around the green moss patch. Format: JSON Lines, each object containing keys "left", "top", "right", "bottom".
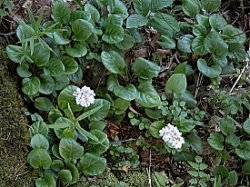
{"left": 73, "top": 168, "right": 149, "bottom": 187}
{"left": 0, "top": 49, "right": 35, "bottom": 186}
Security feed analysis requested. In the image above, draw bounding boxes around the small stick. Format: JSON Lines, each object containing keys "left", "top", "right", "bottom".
{"left": 146, "top": 149, "right": 152, "bottom": 187}
{"left": 195, "top": 73, "right": 203, "bottom": 98}
{"left": 129, "top": 106, "right": 140, "bottom": 115}
{"left": 229, "top": 61, "right": 249, "bottom": 94}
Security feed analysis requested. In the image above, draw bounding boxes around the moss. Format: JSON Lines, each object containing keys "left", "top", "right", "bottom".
{"left": 0, "top": 46, "right": 35, "bottom": 186}
{"left": 118, "top": 171, "right": 149, "bottom": 187}
{"left": 72, "top": 168, "right": 149, "bottom": 187}
{"left": 72, "top": 168, "right": 119, "bottom": 187}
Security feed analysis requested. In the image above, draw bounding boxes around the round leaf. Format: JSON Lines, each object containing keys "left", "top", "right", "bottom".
{"left": 6, "top": 45, "right": 24, "bottom": 63}
{"left": 53, "top": 1, "right": 70, "bottom": 24}
{"left": 31, "top": 134, "right": 49, "bottom": 150}
{"left": 58, "top": 169, "right": 73, "bottom": 184}
{"left": 165, "top": 73, "right": 187, "bottom": 95}
{"left": 22, "top": 77, "right": 40, "bottom": 96}
{"left": 48, "top": 58, "right": 65, "bottom": 77}
{"left": 72, "top": 19, "right": 94, "bottom": 41}
{"left": 149, "top": 121, "right": 165, "bottom": 138}
{"left": 136, "top": 80, "right": 161, "bottom": 108}
{"left": 177, "top": 34, "right": 194, "bottom": 53}
{"left": 66, "top": 43, "right": 87, "bottom": 58}
{"left": 243, "top": 118, "right": 250, "bottom": 135}
{"left": 102, "top": 25, "right": 124, "bottom": 44}
{"left": 223, "top": 25, "right": 246, "bottom": 44}
{"left": 61, "top": 56, "right": 79, "bottom": 75}
{"left": 186, "top": 133, "right": 203, "bottom": 154}
{"left": 84, "top": 99, "right": 110, "bottom": 121}
{"left": 209, "top": 13, "right": 227, "bottom": 31}
{"left": 197, "top": 58, "right": 221, "bottom": 78}
{"left": 109, "top": 0, "right": 128, "bottom": 19}
{"left": 207, "top": 132, "right": 224, "bottom": 151}
{"left": 89, "top": 121, "right": 106, "bottom": 131}
{"left": 89, "top": 129, "right": 108, "bottom": 145}
{"left": 236, "top": 141, "right": 250, "bottom": 160}
{"left": 182, "top": 0, "right": 200, "bottom": 17}
{"left": 191, "top": 36, "right": 208, "bottom": 55}
{"left": 29, "top": 121, "right": 49, "bottom": 137}
{"left": 84, "top": 3, "right": 100, "bottom": 22}
{"left": 53, "top": 32, "right": 70, "bottom": 45}
{"left": 57, "top": 85, "right": 83, "bottom": 112}
{"left": 54, "top": 75, "right": 69, "bottom": 91}
{"left": 28, "top": 149, "right": 52, "bottom": 169}
{"left": 204, "top": 31, "right": 228, "bottom": 57}
{"left": 31, "top": 44, "right": 50, "bottom": 67}
{"left": 107, "top": 76, "right": 138, "bottom": 101}
{"left": 115, "top": 33, "right": 135, "bottom": 50}
{"left": 66, "top": 163, "right": 79, "bottom": 184}
{"left": 101, "top": 51, "right": 127, "bottom": 75}
{"left": 16, "top": 63, "right": 32, "bottom": 78}
{"left": 132, "top": 57, "right": 160, "bottom": 79}
{"left": 242, "top": 161, "right": 250, "bottom": 174}
{"left": 219, "top": 116, "right": 236, "bottom": 135}
{"left": 201, "top": 0, "right": 221, "bottom": 12}
{"left": 35, "top": 174, "right": 56, "bottom": 187}
{"left": 157, "top": 35, "right": 176, "bottom": 49}
{"left": 34, "top": 97, "right": 54, "bottom": 112}
{"left": 225, "top": 133, "right": 240, "bottom": 147}
{"left": 59, "top": 138, "right": 84, "bottom": 160}
{"left": 78, "top": 153, "right": 106, "bottom": 176}
{"left": 126, "top": 14, "right": 148, "bottom": 28}
{"left": 87, "top": 137, "right": 109, "bottom": 155}
{"left": 39, "top": 74, "right": 56, "bottom": 95}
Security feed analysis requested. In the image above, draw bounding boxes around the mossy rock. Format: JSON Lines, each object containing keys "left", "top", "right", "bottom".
{"left": 0, "top": 44, "right": 36, "bottom": 186}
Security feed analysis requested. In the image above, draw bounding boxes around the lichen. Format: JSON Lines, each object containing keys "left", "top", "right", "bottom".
{"left": 0, "top": 44, "right": 36, "bottom": 186}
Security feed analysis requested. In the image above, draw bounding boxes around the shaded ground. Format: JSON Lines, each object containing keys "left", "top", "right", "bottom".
{"left": 0, "top": 41, "right": 36, "bottom": 186}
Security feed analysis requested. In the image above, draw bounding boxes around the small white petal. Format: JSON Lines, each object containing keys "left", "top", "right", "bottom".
{"left": 73, "top": 86, "right": 95, "bottom": 107}
{"left": 159, "top": 124, "right": 185, "bottom": 149}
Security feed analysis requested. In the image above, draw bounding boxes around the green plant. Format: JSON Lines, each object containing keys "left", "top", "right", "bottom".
{"left": 4, "top": 0, "right": 250, "bottom": 186}
{"left": 28, "top": 85, "right": 110, "bottom": 186}
{"left": 126, "top": 0, "right": 179, "bottom": 49}
{"left": 206, "top": 90, "right": 250, "bottom": 186}
{"left": 152, "top": 171, "right": 184, "bottom": 187}
{"left": 178, "top": 0, "right": 247, "bottom": 78}
{"left": 109, "top": 140, "right": 140, "bottom": 169}
{"left": 187, "top": 156, "right": 210, "bottom": 187}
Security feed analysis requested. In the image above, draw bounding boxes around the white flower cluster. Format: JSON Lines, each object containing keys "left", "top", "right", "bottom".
{"left": 73, "top": 86, "right": 95, "bottom": 107}
{"left": 159, "top": 124, "right": 185, "bottom": 149}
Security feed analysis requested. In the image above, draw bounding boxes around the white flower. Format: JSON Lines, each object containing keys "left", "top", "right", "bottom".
{"left": 159, "top": 124, "right": 185, "bottom": 149}
{"left": 73, "top": 86, "right": 95, "bottom": 107}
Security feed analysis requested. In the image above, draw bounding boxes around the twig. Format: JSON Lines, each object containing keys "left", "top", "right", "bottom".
{"left": 229, "top": 61, "right": 249, "bottom": 94}
{"left": 0, "top": 31, "right": 16, "bottom": 36}
{"left": 110, "top": 138, "right": 137, "bottom": 144}
{"left": 146, "top": 149, "right": 152, "bottom": 187}
{"left": 195, "top": 73, "right": 203, "bottom": 98}
{"left": 240, "top": 0, "right": 245, "bottom": 14}
{"left": 129, "top": 106, "right": 140, "bottom": 115}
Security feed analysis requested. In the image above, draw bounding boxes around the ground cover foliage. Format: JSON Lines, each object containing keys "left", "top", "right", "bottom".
{"left": 1, "top": 0, "right": 250, "bottom": 186}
